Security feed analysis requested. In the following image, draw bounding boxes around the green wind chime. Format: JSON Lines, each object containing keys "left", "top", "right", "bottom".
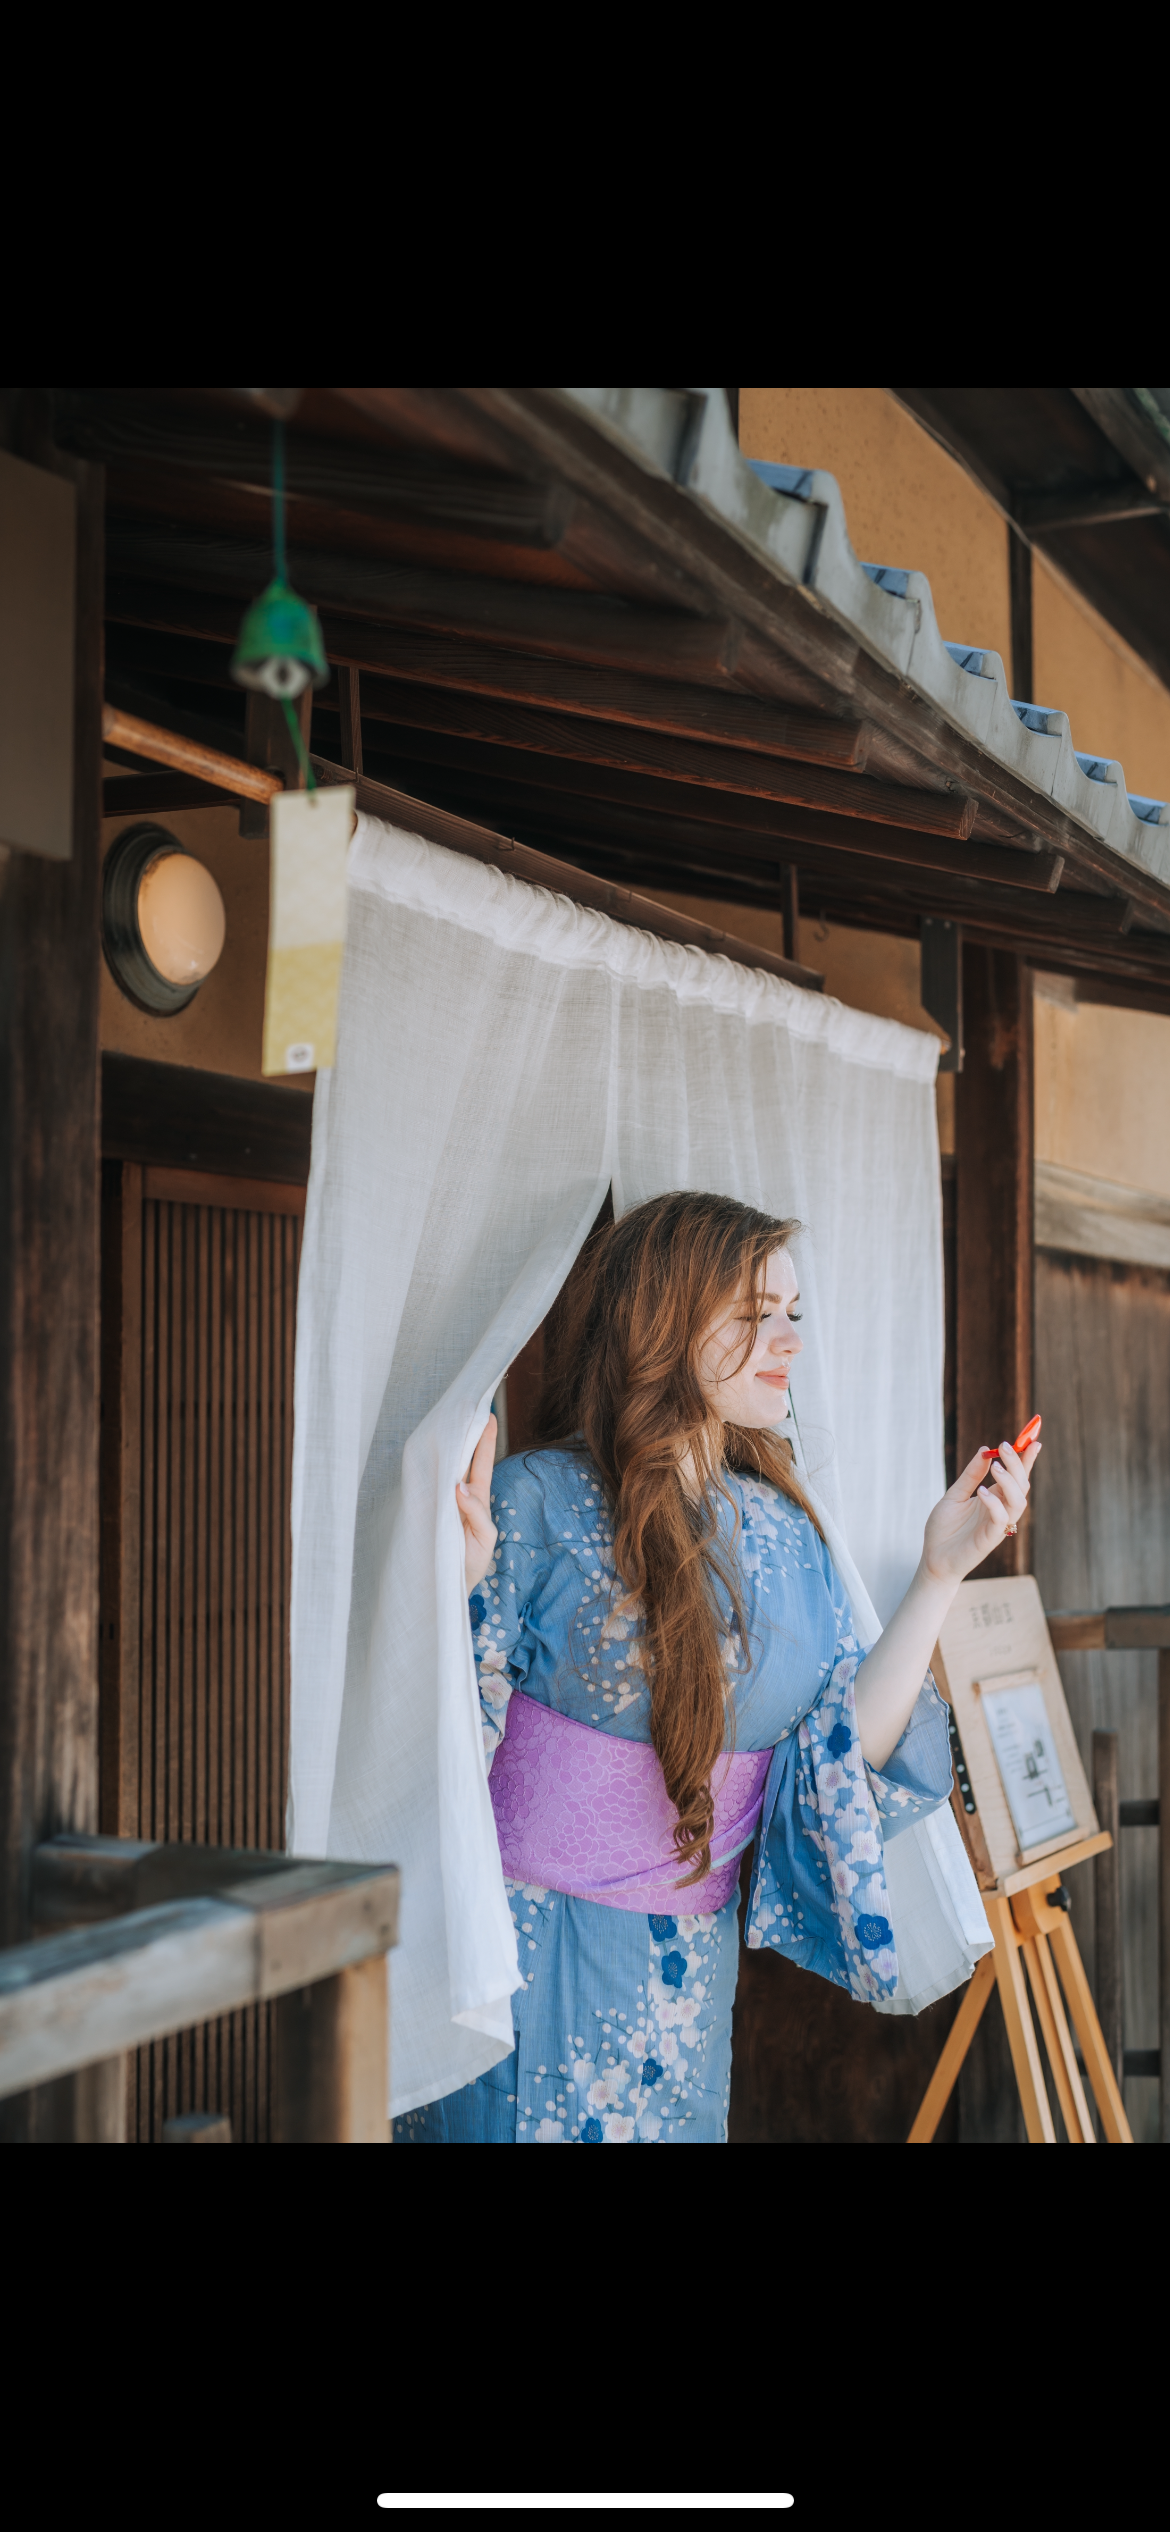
{"left": 230, "top": 418, "right": 329, "bottom": 786}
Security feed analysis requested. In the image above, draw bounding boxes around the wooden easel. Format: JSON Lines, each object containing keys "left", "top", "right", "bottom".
{"left": 908, "top": 1578, "right": 1133, "bottom": 2144}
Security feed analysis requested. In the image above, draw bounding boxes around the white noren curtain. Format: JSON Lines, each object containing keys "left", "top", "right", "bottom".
{"left": 289, "top": 816, "right": 963, "bottom": 2115}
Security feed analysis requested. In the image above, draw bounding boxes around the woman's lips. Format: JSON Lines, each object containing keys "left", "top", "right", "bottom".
{"left": 756, "top": 1370, "right": 790, "bottom": 1387}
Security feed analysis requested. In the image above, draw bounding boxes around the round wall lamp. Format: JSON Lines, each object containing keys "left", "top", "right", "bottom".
{"left": 102, "top": 824, "right": 227, "bottom": 1016}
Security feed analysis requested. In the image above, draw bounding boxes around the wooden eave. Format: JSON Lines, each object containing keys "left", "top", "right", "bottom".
{"left": 63, "top": 384, "right": 1170, "bottom": 1006}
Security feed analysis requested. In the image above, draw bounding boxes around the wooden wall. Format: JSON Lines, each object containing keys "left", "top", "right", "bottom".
{"left": 0, "top": 424, "right": 104, "bottom": 2143}
{"left": 1031, "top": 1248, "right": 1170, "bottom": 2147}
{"left": 101, "top": 1145, "right": 303, "bottom": 2141}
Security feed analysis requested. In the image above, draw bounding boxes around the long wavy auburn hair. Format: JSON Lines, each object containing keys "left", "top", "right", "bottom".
{"left": 535, "top": 1190, "right": 823, "bottom": 1884}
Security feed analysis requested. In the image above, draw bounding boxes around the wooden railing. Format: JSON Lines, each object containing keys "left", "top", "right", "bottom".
{"left": 0, "top": 1836, "right": 398, "bottom": 2142}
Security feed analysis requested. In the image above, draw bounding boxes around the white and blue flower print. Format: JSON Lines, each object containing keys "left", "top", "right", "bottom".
{"left": 398, "top": 1448, "right": 951, "bottom": 2144}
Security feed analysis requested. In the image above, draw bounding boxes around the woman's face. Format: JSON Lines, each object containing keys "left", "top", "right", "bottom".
{"left": 696, "top": 1246, "right": 803, "bottom": 1430}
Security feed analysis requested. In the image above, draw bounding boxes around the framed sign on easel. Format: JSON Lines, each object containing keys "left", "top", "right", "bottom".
{"left": 908, "top": 1576, "right": 1132, "bottom": 2145}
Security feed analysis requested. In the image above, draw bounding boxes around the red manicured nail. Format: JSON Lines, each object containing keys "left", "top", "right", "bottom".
{"left": 981, "top": 1447, "right": 995, "bottom": 1458}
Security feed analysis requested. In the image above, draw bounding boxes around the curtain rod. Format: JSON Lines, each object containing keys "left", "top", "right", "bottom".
{"left": 312, "top": 756, "right": 824, "bottom": 994}
{"left": 102, "top": 705, "right": 282, "bottom": 805}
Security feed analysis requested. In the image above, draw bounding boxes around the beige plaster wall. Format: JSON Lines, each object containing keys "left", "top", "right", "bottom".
{"left": 739, "top": 387, "right": 1011, "bottom": 661}
{"left": 1034, "top": 981, "right": 1170, "bottom": 1197}
{"left": 740, "top": 387, "right": 1170, "bottom": 802}
{"left": 1032, "top": 553, "right": 1170, "bottom": 803}
{"left": 99, "top": 803, "right": 310, "bottom": 1088}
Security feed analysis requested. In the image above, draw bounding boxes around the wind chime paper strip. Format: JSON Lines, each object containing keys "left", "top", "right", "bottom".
{"left": 262, "top": 784, "right": 354, "bottom": 1075}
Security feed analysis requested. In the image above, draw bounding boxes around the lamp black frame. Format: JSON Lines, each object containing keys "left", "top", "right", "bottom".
{"left": 101, "top": 823, "right": 202, "bottom": 1017}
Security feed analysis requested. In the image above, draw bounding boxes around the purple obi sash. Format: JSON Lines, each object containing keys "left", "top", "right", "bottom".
{"left": 488, "top": 1688, "right": 772, "bottom": 1916}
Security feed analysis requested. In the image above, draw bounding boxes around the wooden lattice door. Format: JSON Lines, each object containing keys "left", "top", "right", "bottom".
{"left": 100, "top": 1159, "right": 304, "bottom": 2141}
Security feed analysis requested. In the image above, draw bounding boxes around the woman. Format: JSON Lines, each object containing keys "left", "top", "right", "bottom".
{"left": 398, "top": 1191, "right": 1037, "bottom": 2144}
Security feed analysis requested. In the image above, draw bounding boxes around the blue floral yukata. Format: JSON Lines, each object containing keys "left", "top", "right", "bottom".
{"left": 397, "top": 1447, "right": 951, "bottom": 2144}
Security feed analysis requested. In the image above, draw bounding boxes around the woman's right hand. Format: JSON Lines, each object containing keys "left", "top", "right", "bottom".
{"left": 458, "top": 1415, "right": 498, "bottom": 1596}
{"left": 921, "top": 1436, "right": 1041, "bottom": 1584}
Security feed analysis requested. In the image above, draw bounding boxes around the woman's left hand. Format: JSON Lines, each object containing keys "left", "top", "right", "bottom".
{"left": 922, "top": 1437, "right": 1041, "bottom": 1585}
{"left": 458, "top": 1415, "right": 498, "bottom": 1596}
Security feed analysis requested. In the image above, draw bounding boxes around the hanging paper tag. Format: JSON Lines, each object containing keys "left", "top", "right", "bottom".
{"left": 261, "top": 784, "right": 354, "bottom": 1076}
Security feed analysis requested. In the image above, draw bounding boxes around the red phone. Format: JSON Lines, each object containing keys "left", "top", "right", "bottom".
{"left": 1013, "top": 1414, "right": 1042, "bottom": 1453}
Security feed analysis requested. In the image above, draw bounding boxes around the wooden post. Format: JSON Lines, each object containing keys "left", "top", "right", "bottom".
{"left": 336, "top": 664, "right": 363, "bottom": 777}
{"left": 954, "top": 946, "right": 1033, "bottom": 1578}
{"left": 921, "top": 919, "right": 963, "bottom": 1072}
{"left": 1161, "top": 1649, "right": 1170, "bottom": 2143}
{"left": 1008, "top": 526, "right": 1034, "bottom": 704}
{"left": 0, "top": 414, "right": 104, "bottom": 2143}
{"left": 1092, "top": 1729, "right": 1123, "bottom": 2088}
{"left": 14, "top": 2056, "right": 127, "bottom": 2142}
{"left": 779, "top": 863, "right": 799, "bottom": 968}
{"left": 272, "top": 1957, "right": 390, "bottom": 2142}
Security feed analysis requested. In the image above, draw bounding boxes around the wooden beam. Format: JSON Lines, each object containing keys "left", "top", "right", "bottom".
{"left": 509, "top": 830, "right": 1170, "bottom": 992}
{"left": 318, "top": 757, "right": 823, "bottom": 990}
{"left": 954, "top": 947, "right": 1033, "bottom": 1579}
{"left": 452, "top": 796, "right": 1170, "bottom": 985}
{"left": 59, "top": 391, "right": 573, "bottom": 548}
{"left": 1071, "top": 390, "right": 1170, "bottom": 508}
{"left": 103, "top": 769, "right": 241, "bottom": 816}
{"left": 488, "top": 791, "right": 1127, "bottom": 938}
{"left": 949, "top": 930, "right": 1170, "bottom": 991}
{"left": 1073, "top": 973, "right": 1170, "bottom": 1015}
{"left": 101, "top": 1054, "right": 314, "bottom": 1184}
{"left": 324, "top": 620, "right": 870, "bottom": 771}
{"left": 733, "top": 851, "right": 1170, "bottom": 976}
{"left": 359, "top": 732, "right": 1065, "bottom": 893}
{"left": 890, "top": 389, "right": 1015, "bottom": 516}
{"left": 354, "top": 676, "right": 978, "bottom": 836}
{"left": 1103, "top": 1605, "right": 1170, "bottom": 1650}
{"left": 105, "top": 570, "right": 882, "bottom": 784}
{"left": 105, "top": 547, "right": 745, "bottom": 685}
{"left": 1016, "top": 482, "right": 1164, "bottom": 533}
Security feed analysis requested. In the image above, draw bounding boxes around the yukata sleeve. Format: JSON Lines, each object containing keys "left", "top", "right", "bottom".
{"left": 865, "top": 1668, "right": 953, "bottom": 1837}
{"left": 744, "top": 1541, "right": 951, "bottom": 2006}
{"left": 468, "top": 1459, "right": 553, "bottom": 1770}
